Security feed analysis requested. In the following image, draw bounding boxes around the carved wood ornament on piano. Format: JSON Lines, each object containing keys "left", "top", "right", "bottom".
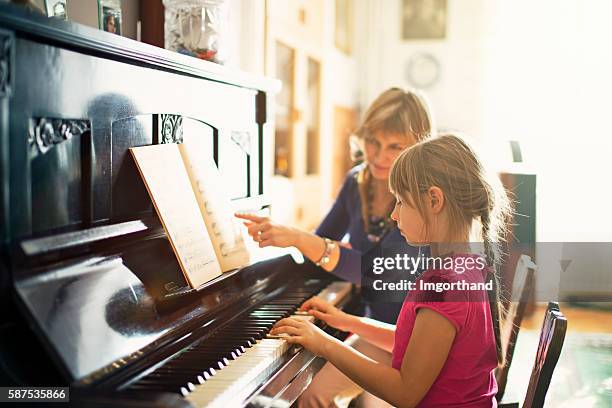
{"left": 0, "top": 4, "right": 357, "bottom": 407}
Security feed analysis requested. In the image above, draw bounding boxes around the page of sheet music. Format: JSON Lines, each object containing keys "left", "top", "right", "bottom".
{"left": 130, "top": 144, "right": 221, "bottom": 288}
{"left": 179, "top": 139, "right": 250, "bottom": 272}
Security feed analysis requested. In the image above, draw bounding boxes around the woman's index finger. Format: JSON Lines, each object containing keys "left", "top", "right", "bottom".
{"left": 234, "top": 212, "right": 266, "bottom": 223}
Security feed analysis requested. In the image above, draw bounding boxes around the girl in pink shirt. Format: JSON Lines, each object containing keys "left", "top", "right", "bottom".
{"left": 271, "top": 134, "right": 510, "bottom": 407}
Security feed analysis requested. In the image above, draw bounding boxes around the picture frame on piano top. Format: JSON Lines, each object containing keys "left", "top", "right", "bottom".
{"left": 98, "top": 0, "right": 122, "bottom": 35}
{"left": 44, "top": 0, "right": 67, "bottom": 20}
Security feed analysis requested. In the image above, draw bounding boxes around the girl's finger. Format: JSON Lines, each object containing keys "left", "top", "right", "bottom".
{"left": 309, "top": 309, "right": 328, "bottom": 321}
{"left": 270, "top": 326, "right": 300, "bottom": 336}
{"left": 301, "top": 298, "right": 329, "bottom": 313}
{"left": 300, "top": 297, "right": 321, "bottom": 311}
{"left": 274, "top": 317, "right": 302, "bottom": 328}
{"left": 284, "top": 336, "right": 304, "bottom": 345}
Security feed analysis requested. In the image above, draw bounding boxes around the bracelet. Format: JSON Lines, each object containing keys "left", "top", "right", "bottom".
{"left": 315, "top": 237, "right": 336, "bottom": 267}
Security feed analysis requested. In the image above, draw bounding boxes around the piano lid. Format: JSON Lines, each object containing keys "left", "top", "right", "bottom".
{"left": 13, "top": 224, "right": 298, "bottom": 385}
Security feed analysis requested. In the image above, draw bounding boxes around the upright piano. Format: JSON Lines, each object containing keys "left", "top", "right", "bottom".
{"left": 0, "top": 5, "right": 356, "bottom": 407}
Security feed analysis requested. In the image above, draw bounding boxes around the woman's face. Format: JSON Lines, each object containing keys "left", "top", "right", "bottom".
{"left": 364, "top": 131, "right": 415, "bottom": 180}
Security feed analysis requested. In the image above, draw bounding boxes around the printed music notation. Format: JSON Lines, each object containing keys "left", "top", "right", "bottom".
{"left": 130, "top": 144, "right": 222, "bottom": 288}
{"left": 178, "top": 139, "right": 250, "bottom": 272}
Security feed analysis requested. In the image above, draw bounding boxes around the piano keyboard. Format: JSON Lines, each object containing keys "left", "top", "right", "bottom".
{"left": 128, "top": 280, "right": 352, "bottom": 407}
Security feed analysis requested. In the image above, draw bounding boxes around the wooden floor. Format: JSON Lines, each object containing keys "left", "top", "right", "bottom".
{"left": 521, "top": 302, "right": 612, "bottom": 333}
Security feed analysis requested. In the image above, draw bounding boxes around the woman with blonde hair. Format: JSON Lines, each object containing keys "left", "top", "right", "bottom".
{"left": 237, "top": 88, "right": 434, "bottom": 407}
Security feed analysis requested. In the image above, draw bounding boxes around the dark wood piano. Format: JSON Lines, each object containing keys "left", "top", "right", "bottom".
{"left": 0, "top": 4, "right": 356, "bottom": 407}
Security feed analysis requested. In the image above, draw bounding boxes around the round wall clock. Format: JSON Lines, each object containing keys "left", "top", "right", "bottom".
{"left": 406, "top": 52, "right": 441, "bottom": 89}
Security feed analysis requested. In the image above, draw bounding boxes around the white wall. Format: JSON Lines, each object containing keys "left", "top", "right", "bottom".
{"left": 481, "top": 0, "right": 612, "bottom": 243}
{"left": 320, "top": 0, "right": 360, "bottom": 209}
{"left": 355, "top": 0, "right": 488, "bottom": 140}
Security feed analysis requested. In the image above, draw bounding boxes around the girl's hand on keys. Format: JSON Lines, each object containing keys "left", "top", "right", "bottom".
{"left": 300, "top": 296, "right": 355, "bottom": 332}
{"left": 270, "top": 317, "right": 338, "bottom": 357}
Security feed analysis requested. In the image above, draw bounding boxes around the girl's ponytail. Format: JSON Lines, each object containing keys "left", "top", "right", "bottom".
{"left": 482, "top": 210, "right": 505, "bottom": 367}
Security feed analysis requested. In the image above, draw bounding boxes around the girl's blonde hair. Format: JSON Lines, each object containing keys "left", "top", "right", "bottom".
{"left": 389, "top": 134, "right": 512, "bottom": 366}
{"left": 354, "top": 88, "right": 434, "bottom": 229}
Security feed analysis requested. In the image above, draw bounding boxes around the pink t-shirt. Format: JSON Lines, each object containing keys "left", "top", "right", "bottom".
{"left": 391, "top": 254, "right": 498, "bottom": 407}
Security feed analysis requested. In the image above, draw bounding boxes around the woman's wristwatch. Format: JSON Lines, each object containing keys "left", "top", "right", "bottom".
{"left": 315, "top": 237, "right": 337, "bottom": 267}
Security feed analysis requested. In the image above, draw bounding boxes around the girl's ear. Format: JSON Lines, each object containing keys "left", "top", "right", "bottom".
{"left": 428, "top": 186, "right": 444, "bottom": 214}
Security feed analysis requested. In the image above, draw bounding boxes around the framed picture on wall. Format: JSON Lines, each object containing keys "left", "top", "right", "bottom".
{"left": 335, "top": 0, "right": 352, "bottom": 54}
{"left": 402, "top": 0, "right": 447, "bottom": 40}
{"left": 44, "top": 0, "right": 67, "bottom": 20}
{"left": 98, "top": 0, "right": 122, "bottom": 35}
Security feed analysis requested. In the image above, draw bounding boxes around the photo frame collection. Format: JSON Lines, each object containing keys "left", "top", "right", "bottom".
{"left": 43, "top": 0, "right": 122, "bottom": 36}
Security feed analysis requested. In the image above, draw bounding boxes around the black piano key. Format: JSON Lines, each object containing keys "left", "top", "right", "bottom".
{"left": 217, "top": 330, "right": 264, "bottom": 340}
{"left": 219, "top": 323, "right": 266, "bottom": 330}
{"left": 146, "top": 371, "right": 213, "bottom": 386}
{"left": 257, "top": 305, "right": 296, "bottom": 311}
{"left": 228, "top": 323, "right": 274, "bottom": 331}
{"left": 152, "top": 360, "right": 220, "bottom": 374}
{"left": 249, "top": 313, "right": 290, "bottom": 320}
{"left": 240, "top": 318, "right": 277, "bottom": 323}
{"left": 188, "top": 339, "right": 244, "bottom": 350}
{"left": 170, "top": 351, "right": 229, "bottom": 363}
{"left": 196, "top": 336, "right": 254, "bottom": 349}
{"left": 230, "top": 318, "right": 276, "bottom": 324}
{"left": 204, "top": 332, "right": 259, "bottom": 341}
{"left": 133, "top": 378, "right": 193, "bottom": 390}
{"left": 145, "top": 370, "right": 204, "bottom": 383}
{"left": 221, "top": 326, "right": 266, "bottom": 332}
{"left": 216, "top": 329, "right": 262, "bottom": 338}
{"left": 194, "top": 344, "right": 249, "bottom": 357}
{"left": 249, "top": 311, "right": 289, "bottom": 317}
{"left": 238, "top": 325, "right": 274, "bottom": 332}
{"left": 148, "top": 367, "right": 205, "bottom": 376}
{"left": 158, "top": 360, "right": 215, "bottom": 371}
{"left": 189, "top": 341, "right": 247, "bottom": 355}
{"left": 264, "top": 300, "right": 308, "bottom": 306}
{"left": 252, "top": 309, "right": 292, "bottom": 313}
{"left": 174, "top": 352, "right": 233, "bottom": 365}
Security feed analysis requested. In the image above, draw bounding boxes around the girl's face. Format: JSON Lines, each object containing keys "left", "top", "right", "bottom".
{"left": 365, "top": 131, "right": 415, "bottom": 180}
{"left": 390, "top": 193, "right": 428, "bottom": 245}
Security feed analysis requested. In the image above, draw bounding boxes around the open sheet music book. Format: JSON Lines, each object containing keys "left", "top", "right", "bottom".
{"left": 130, "top": 139, "right": 250, "bottom": 289}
